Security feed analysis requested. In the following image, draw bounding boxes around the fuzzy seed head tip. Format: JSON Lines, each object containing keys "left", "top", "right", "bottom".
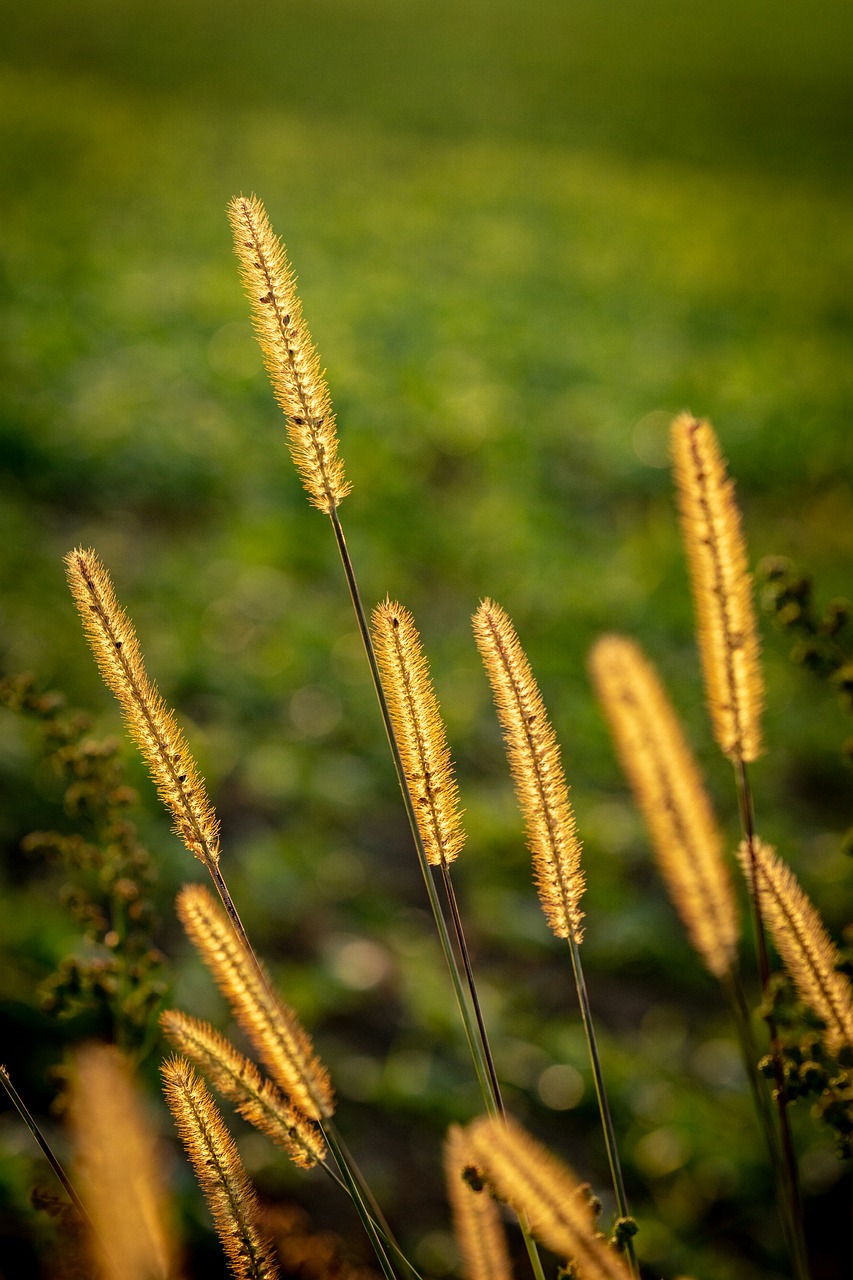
{"left": 473, "top": 599, "right": 584, "bottom": 943}
{"left": 670, "top": 413, "right": 763, "bottom": 763}
{"left": 227, "top": 194, "right": 350, "bottom": 514}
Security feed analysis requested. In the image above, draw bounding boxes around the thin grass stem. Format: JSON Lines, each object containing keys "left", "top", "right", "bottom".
{"left": 328, "top": 510, "right": 553, "bottom": 1280}
{"left": 735, "top": 761, "right": 810, "bottom": 1280}
{"left": 204, "top": 861, "right": 420, "bottom": 1279}
{"left": 321, "top": 1122, "right": 400, "bottom": 1280}
{"left": 329, "top": 508, "right": 497, "bottom": 1113}
{"left": 1, "top": 1067, "right": 118, "bottom": 1276}
{"left": 565, "top": 937, "right": 638, "bottom": 1277}
{"left": 439, "top": 864, "right": 504, "bottom": 1116}
{"left": 207, "top": 859, "right": 259, "bottom": 964}
{"left": 721, "top": 969, "right": 782, "bottom": 1168}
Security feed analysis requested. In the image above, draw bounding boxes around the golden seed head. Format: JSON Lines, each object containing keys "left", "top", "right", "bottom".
{"left": 739, "top": 838, "right": 853, "bottom": 1057}
{"left": 589, "top": 633, "right": 740, "bottom": 978}
{"left": 70, "top": 1044, "right": 176, "bottom": 1280}
{"left": 473, "top": 599, "right": 584, "bottom": 942}
{"left": 160, "top": 1009, "right": 325, "bottom": 1169}
{"left": 465, "top": 1115, "right": 631, "bottom": 1280}
{"left": 228, "top": 194, "right": 350, "bottom": 514}
{"left": 176, "top": 883, "right": 334, "bottom": 1120}
{"left": 372, "top": 598, "right": 465, "bottom": 867}
{"left": 65, "top": 547, "right": 220, "bottom": 867}
{"left": 161, "top": 1057, "right": 281, "bottom": 1279}
{"left": 444, "top": 1124, "right": 512, "bottom": 1280}
{"left": 670, "top": 413, "right": 763, "bottom": 762}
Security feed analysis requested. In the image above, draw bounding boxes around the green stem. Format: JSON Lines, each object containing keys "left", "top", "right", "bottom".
{"left": 329, "top": 508, "right": 497, "bottom": 1115}
{"left": 722, "top": 968, "right": 782, "bottom": 1167}
{"left": 329, "top": 508, "right": 552, "bottom": 1280}
{"left": 439, "top": 864, "right": 505, "bottom": 1116}
{"left": 734, "top": 759, "right": 810, "bottom": 1280}
{"left": 566, "top": 934, "right": 638, "bottom": 1277}
{"left": 321, "top": 1122, "right": 400, "bottom": 1280}
{"left": 313, "top": 1135, "right": 424, "bottom": 1280}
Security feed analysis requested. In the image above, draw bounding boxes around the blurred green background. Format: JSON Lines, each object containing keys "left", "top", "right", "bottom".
{"left": 1, "top": 2, "right": 852, "bottom": 1277}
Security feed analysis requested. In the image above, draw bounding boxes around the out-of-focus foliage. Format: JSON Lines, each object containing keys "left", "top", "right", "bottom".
{"left": 1, "top": 3, "right": 852, "bottom": 1277}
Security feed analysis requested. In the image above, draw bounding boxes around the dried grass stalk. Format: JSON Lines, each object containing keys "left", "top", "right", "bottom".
{"left": 444, "top": 1124, "right": 512, "bottom": 1280}
{"left": 740, "top": 839, "right": 853, "bottom": 1056}
{"left": 473, "top": 599, "right": 584, "bottom": 942}
{"left": 589, "top": 634, "right": 740, "bottom": 978}
{"left": 70, "top": 1044, "right": 176, "bottom": 1280}
{"left": 176, "top": 884, "right": 334, "bottom": 1120}
{"left": 465, "top": 1115, "right": 631, "bottom": 1280}
{"left": 65, "top": 547, "right": 220, "bottom": 868}
{"left": 372, "top": 599, "right": 465, "bottom": 867}
{"left": 228, "top": 194, "right": 350, "bottom": 514}
{"left": 670, "top": 413, "right": 763, "bottom": 762}
{"left": 160, "top": 1010, "right": 325, "bottom": 1169}
{"left": 161, "top": 1057, "right": 281, "bottom": 1280}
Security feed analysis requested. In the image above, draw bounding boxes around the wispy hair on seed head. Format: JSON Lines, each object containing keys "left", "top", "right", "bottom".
{"left": 739, "top": 839, "right": 853, "bottom": 1057}
{"left": 228, "top": 194, "right": 350, "bottom": 514}
{"left": 372, "top": 598, "right": 465, "bottom": 867}
{"left": 176, "top": 883, "right": 334, "bottom": 1121}
{"left": 465, "top": 1115, "right": 631, "bottom": 1279}
{"left": 670, "top": 413, "right": 763, "bottom": 762}
{"left": 473, "top": 599, "right": 584, "bottom": 942}
{"left": 161, "top": 1057, "right": 281, "bottom": 1280}
{"left": 65, "top": 547, "right": 220, "bottom": 867}
{"left": 160, "top": 1009, "right": 326, "bottom": 1169}
{"left": 589, "top": 633, "right": 740, "bottom": 979}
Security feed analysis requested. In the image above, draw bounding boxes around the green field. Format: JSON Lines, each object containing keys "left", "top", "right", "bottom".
{"left": 1, "top": 4, "right": 852, "bottom": 1277}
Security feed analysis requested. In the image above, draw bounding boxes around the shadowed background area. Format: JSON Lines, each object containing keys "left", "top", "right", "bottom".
{"left": 1, "top": 3, "right": 852, "bottom": 1277}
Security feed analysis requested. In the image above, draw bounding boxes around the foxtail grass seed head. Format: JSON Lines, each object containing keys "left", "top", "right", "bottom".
{"left": 444, "top": 1124, "right": 512, "bottom": 1280}
{"left": 65, "top": 547, "right": 220, "bottom": 868}
{"left": 176, "top": 884, "right": 334, "bottom": 1120}
{"left": 465, "top": 1115, "right": 631, "bottom": 1280}
{"left": 372, "top": 599, "right": 465, "bottom": 867}
{"left": 670, "top": 413, "right": 763, "bottom": 763}
{"left": 228, "top": 194, "right": 350, "bottom": 514}
{"left": 160, "top": 1010, "right": 325, "bottom": 1169}
{"left": 589, "top": 634, "right": 740, "bottom": 979}
{"left": 473, "top": 599, "right": 584, "bottom": 942}
{"left": 739, "top": 839, "right": 853, "bottom": 1057}
{"left": 70, "top": 1044, "right": 176, "bottom": 1280}
{"left": 161, "top": 1057, "right": 281, "bottom": 1280}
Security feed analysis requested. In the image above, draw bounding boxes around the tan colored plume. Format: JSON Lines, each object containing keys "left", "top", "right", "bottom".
{"left": 160, "top": 1010, "right": 325, "bottom": 1169}
{"left": 473, "top": 599, "right": 584, "bottom": 942}
{"left": 740, "top": 838, "right": 853, "bottom": 1057}
{"left": 228, "top": 194, "right": 350, "bottom": 514}
{"left": 589, "top": 634, "right": 740, "bottom": 978}
{"left": 444, "top": 1124, "right": 512, "bottom": 1280}
{"left": 176, "top": 884, "right": 334, "bottom": 1120}
{"left": 372, "top": 598, "right": 465, "bottom": 867}
{"left": 161, "top": 1057, "right": 281, "bottom": 1280}
{"left": 69, "top": 1043, "right": 177, "bottom": 1280}
{"left": 65, "top": 547, "right": 220, "bottom": 868}
{"left": 465, "top": 1115, "right": 631, "bottom": 1280}
{"left": 670, "top": 413, "right": 763, "bottom": 762}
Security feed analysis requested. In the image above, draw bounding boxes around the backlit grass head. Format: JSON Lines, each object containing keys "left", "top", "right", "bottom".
{"left": 228, "top": 194, "right": 350, "bottom": 514}
{"left": 670, "top": 414, "right": 763, "bottom": 763}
